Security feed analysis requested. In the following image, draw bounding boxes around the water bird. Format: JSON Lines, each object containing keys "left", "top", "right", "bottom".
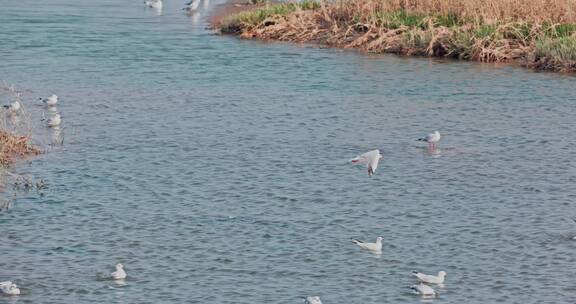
{"left": 304, "top": 296, "right": 322, "bottom": 304}
{"left": 3, "top": 100, "right": 21, "bottom": 112}
{"left": 144, "top": 0, "right": 163, "bottom": 9}
{"left": 418, "top": 131, "right": 441, "bottom": 148}
{"left": 39, "top": 94, "right": 58, "bottom": 107}
{"left": 43, "top": 113, "right": 61, "bottom": 127}
{"left": 0, "top": 281, "right": 20, "bottom": 296}
{"left": 412, "top": 271, "right": 447, "bottom": 284}
{"left": 410, "top": 283, "right": 435, "bottom": 296}
{"left": 111, "top": 263, "right": 127, "bottom": 280}
{"left": 350, "top": 149, "right": 382, "bottom": 177}
{"left": 351, "top": 236, "right": 383, "bottom": 253}
{"left": 183, "top": 0, "right": 201, "bottom": 12}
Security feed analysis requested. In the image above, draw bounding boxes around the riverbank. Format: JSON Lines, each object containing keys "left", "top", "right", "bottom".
{"left": 212, "top": 0, "right": 576, "bottom": 72}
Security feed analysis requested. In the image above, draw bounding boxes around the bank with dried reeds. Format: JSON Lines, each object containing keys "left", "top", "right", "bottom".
{"left": 0, "top": 85, "right": 41, "bottom": 167}
{"left": 215, "top": 0, "right": 576, "bottom": 72}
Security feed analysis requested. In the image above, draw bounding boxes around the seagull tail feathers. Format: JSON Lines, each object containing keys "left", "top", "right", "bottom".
{"left": 351, "top": 238, "right": 363, "bottom": 245}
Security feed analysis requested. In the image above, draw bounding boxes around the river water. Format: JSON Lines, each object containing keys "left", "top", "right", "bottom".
{"left": 1, "top": 0, "right": 575, "bottom": 303}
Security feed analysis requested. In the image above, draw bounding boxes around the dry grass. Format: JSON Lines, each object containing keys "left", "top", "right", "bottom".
{"left": 217, "top": 0, "right": 576, "bottom": 72}
{"left": 0, "top": 83, "right": 41, "bottom": 166}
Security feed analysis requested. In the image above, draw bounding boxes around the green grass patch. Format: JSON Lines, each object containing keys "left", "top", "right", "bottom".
{"left": 220, "top": 2, "right": 319, "bottom": 33}
{"left": 536, "top": 36, "right": 576, "bottom": 61}
{"left": 374, "top": 10, "right": 427, "bottom": 30}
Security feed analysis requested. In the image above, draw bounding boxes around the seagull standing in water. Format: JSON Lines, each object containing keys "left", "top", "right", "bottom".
{"left": 412, "top": 271, "right": 447, "bottom": 284}
{"left": 410, "top": 283, "right": 436, "bottom": 296}
{"left": 39, "top": 94, "right": 58, "bottom": 107}
{"left": 3, "top": 100, "right": 21, "bottom": 112}
{"left": 111, "top": 263, "right": 127, "bottom": 280}
{"left": 351, "top": 236, "right": 383, "bottom": 253}
{"left": 144, "top": 0, "right": 163, "bottom": 9}
{"left": 183, "top": 0, "right": 201, "bottom": 12}
{"left": 350, "top": 149, "right": 382, "bottom": 177}
{"left": 304, "top": 296, "right": 322, "bottom": 304}
{"left": 0, "top": 281, "right": 21, "bottom": 296}
{"left": 418, "top": 131, "right": 441, "bottom": 149}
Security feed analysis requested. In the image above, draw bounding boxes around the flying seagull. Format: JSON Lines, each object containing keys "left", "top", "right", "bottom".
{"left": 350, "top": 149, "right": 382, "bottom": 177}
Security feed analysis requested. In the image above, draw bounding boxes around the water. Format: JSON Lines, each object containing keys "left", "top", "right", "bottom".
{"left": 1, "top": 1, "right": 576, "bottom": 303}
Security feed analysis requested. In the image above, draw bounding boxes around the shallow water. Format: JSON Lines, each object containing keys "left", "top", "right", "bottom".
{"left": 1, "top": 1, "right": 576, "bottom": 303}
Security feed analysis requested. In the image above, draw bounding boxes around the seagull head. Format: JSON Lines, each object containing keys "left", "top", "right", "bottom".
{"left": 438, "top": 271, "right": 447, "bottom": 277}
{"left": 116, "top": 263, "right": 124, "bottom": 269}
{"left": 376, "top": 236, "right": 383, "bottom": 242}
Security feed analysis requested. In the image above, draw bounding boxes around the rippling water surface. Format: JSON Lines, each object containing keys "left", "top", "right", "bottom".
{"left": 1, "top": 1, "right": 576, "bottom": 303}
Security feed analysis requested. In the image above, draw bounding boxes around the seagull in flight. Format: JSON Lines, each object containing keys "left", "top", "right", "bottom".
{"left": 351, "top": 236, "right": 383, "bottom": 253}
{"left": 350, "top": 149, "right": 382, "bottom": 177}
{"left": 412, "top": 271, "right": 447, "bottom": 284}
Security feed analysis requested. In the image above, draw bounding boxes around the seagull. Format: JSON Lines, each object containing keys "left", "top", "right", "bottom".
{"left": 183, "top": 0, "right": 201, "bottom": 12}
{"left": 351, "top": 236, "right": 383, "bottom": 253}
{"left": 111, "top": 263, "right": 127, "bottom": 280}
{"left": 39, "top": 94, "right": 58, "bottom": 107}
{"left": 410, "top": 283, "right": 435, "bottom": 296}
{"left": 44, "top": 113, "right": 61, "bottom": 127}
{"left": 412, "top": 271, "right": 447, "bottom": 284}
{"left": 418, "top": 131, "right": 441, "bottom": 148}
{"left": 304, "top": 296, "right": 322, "bottom": 304}
{"left": 350, "top": 149, "right": 383, "bottom": 177}
{"left": 0, "top": 281, "right": 21, "bottom": 296}
{"left": 144, "top": 0, "right": 163, "bottom": 9}
{"left": 3, "top": 100, "right": 21, "bottom": 112}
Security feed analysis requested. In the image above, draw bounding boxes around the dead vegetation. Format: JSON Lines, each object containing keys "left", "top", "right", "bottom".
{"left": 216, "top": 0, "right": 576, "bottom": 72}
{"left": 0, "top": 83, "right": 42, "bottom": 166}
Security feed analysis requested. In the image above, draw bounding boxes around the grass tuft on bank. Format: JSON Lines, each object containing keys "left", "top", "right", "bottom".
{"left": 216, "top": 0, "right": 576, "bottom": 72}
{"left": 0, "top": 84, "right": 41, "bottom": 167}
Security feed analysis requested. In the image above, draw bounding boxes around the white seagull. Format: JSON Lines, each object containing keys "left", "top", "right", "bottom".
{"left": 45, "top": 113, "right": 61, "bottom": 127}
{"left": 412, "top": 271, "right": 447, "bottom": 284}
{"left": 304, "top": 296, "right": 322, "bottom": 304}
{"left": 3, "top": 100, "right": 21, "bottom": 112}
{"left": 183, "top": 0, "right": 201, "bottom": 12}
{"left": 350, "top": 149, "right": 382, "bottom": 177}
{"left": 144, "top": 0, "right": 163, "bottom": 9}
{"left": 351, "top": 236, "right": 383, "bottom": 253}
{"left": 410, "top": 283, "right": 435, "bottom": 296}
{"left": 0, "top": 281, "right": 21, "bottom": 296}
{"left": 111, "top": 263, "right": 127, "bottom": 280}
{"left": 39, "top": 94, "right": 58, "bottom": 107}
{"left": 418, "top": 131, "right": 441, "bottom": 148}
